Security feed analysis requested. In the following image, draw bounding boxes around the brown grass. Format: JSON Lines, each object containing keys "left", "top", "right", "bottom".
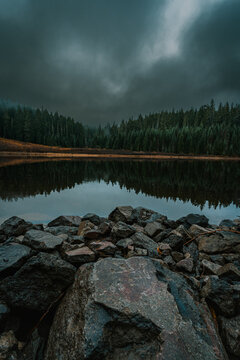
{"left": 1, "top": 137, "right": 240, "bottom": 161}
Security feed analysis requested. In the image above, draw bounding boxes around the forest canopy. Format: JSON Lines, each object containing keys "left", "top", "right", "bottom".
{"left": 0, "top": 100, "right": 240, "bottom": 156}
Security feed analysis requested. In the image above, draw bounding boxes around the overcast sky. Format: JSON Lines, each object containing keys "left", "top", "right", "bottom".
{"left": 0, "top": 0, "right": 239, "bottom": 125}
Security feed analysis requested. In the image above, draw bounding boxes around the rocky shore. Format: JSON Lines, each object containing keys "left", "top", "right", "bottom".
{"left": 0, "top": 206, "right": 240, "bottom": 359}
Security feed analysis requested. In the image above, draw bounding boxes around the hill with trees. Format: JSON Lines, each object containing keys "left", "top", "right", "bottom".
{"left": 0, "top": 100, "right": 240, "bottom": 156}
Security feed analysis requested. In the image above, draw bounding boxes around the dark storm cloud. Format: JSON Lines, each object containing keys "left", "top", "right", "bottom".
{"left": 0, "top": 0, "right": 239, "bottom": 124}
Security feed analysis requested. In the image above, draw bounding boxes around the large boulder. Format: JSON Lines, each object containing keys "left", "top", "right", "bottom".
{"left": 0, "top": 253, "right": 76, "bottom": 312}
{"left": 0, "top": 242, "right": 32, "bottom": 279}
{"left": 23, "top": 230, "right": 65, "bottom": 252}
{"left": 0, "top": 216, "right": 31, "bottom": 238}
{"left": 47, "top": 216, "right": 82, "bottom": 227}
{"left": 45, "top": 257, "right": 228, "bottom": 360}
{"left": 44, "top": 226, "right": 78, "bottom": 236}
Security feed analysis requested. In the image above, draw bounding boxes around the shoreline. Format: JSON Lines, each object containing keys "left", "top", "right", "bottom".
{"left": 1, "top": 150, "right": 240, "bottom": 161}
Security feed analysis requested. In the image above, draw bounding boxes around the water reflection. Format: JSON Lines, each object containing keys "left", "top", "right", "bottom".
{"left": 0, "top": 158, "right": 239, "bottom": 224}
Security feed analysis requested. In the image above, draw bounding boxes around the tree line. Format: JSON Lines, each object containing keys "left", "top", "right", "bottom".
{"left": 0, "top": 100, "right": 240, "bottom": 155}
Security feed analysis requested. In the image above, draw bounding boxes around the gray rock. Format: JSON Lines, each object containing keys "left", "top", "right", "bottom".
{"left": 219, "top": 315, "right": 240, "bottom": 358}
{"left": 0, "top": 242, "right": 32, "bottom": 279}
{"left": 183, "top": 241, "right": 199, "bottom": 263}
{"left": 77, "top": 220, "right": 95, "bottom": 237}
{"left": 162, "top": 234, "right": 184, "bottom": 251}
{"left": 0, "top": 216, "right": 31, "bottom": 237}
{"left": 176, "top": 258, "right": 194, "bottom": 273}
{"left": 188, "top": 224, "right": 209, "bottom": 237}
{"left": 201, "top": 277, "right": 239, "bottom": 317}
{"left": 144, "top": 221, "right": 165, "bottom": 238}
{"left": 64, "top": 246, "right": 96, "bottom": 265}
{"left": 82, "top": 213, "right": 101, "bottom": 225}
{"left": 131, "top": 232, "right": 158, "bottom": 257}
{"left": 157, "top": 243, "right": 172, "bottom": 256}
{"left": 217, "top": 263, "right": 240, "bottom": 282}
{"left": 0, "top": 253, "right": 76, "bottom": 312}
{"left": 219, "top": 219, "right": 236, "bottom": 228}
{"left": 111, "top": 221, "right": 135, "bottom": 239}
{"left": 116, "top": 238, "right": 133, "bottom": 250}
{"left": 154, "top": 228, "right": 172, "bottom": 242}
{"left": 209, "top": 254, "right": 225, "bottom": 265}
{"left": 47, "top": 215, "right": 82, "bottom": 227}
{"left": 23, "top": 230, "right": 64, "bottom": 252}
{"left": 108, "top": 206, "right": 133, "bottom": 223}
{"left": 202, "top": 259, "right": 222, "bottom": 275}
{"left": 45, "top": 226, "right": 78, "bottom": 236}
{"left": 130, "top": 206, "right": 166, "bottom": 226}
{"left": 98, "top": 221, "right": 112, "bottom": 235}
{"left": 198, "top": 233, "right": 240, "bottom": 254}
{"left": 45, "top": 257, "right": 227, "bottom": 360}
{"left": 178, "top": 213, "right": 209, "bottom": 228}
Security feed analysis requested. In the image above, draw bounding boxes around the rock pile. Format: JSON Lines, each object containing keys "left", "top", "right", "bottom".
{"left": 0, "top": 208, "right": 239, "bottom": 359}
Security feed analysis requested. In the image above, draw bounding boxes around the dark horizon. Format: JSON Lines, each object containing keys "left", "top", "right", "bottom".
{"left": 0, "top": 0, "right": 240, "bottom": 125}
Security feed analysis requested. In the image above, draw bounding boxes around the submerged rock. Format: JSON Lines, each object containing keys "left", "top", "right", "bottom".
{"left": 45, "top": 257, "right": 227, "bottom": 360}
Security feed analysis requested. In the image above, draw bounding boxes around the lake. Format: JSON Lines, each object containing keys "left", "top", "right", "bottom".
{"left": 0, "top": 158, "right": 240, "bottom": 225}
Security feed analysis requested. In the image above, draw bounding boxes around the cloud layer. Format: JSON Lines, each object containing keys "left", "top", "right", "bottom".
{"left": 0, "top": 0, "right": 239, "bottom": 124}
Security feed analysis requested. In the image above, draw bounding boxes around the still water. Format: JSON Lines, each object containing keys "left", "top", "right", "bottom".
{"left": 0, "top": 158, "right": 240, "bottom": 225}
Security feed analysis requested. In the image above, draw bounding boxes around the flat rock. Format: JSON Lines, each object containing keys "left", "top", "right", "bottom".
{"left": 0, "top": 253, "right": 76, "bottom": 312}
{"left": 176, "top": 258, "right": 194, "bottom": 273}
{"left": 0, "top": 216, "right": 31, "bottom": 237}
{"left": 131, "top": 232, "right": 158, "bottom": 257}
{"left": 108, "top": 206, "right": 133, "bottom": 223}
{"left": 23, "top": 230, "right": 64, "bottom": 251}
{"left": 45, "top": 257, "right": 227, "bottom": 360}
{"left": 47, "top": 216, "right": 82, "bottom": 227}
{"left": 88, "top": 241, "right": 117, "bottom": 257}
{"left": 64, "top": 246, "right": 95, "bottom": 265}
{"left": 111, "top": 221, "right": 135, "bottom": 239}
{"left": 198, "top": 233, "right": 240, "bottom": 254}
{"left": 202, "top": 259, "right": 222, "bottom": 275}
{"left": 0, "top": 242, "right": 32, "bottom": 279}
{"left": 144, "top": 221, "right": 165, "bottom": 238}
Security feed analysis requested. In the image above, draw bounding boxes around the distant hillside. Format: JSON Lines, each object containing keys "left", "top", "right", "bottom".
{"left": 0, "top": 100, "right": 240, "bottom": 156}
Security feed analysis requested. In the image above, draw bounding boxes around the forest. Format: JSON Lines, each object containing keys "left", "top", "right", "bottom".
{"left": 0, "top": 100, "right": 240, "bottom": 156}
